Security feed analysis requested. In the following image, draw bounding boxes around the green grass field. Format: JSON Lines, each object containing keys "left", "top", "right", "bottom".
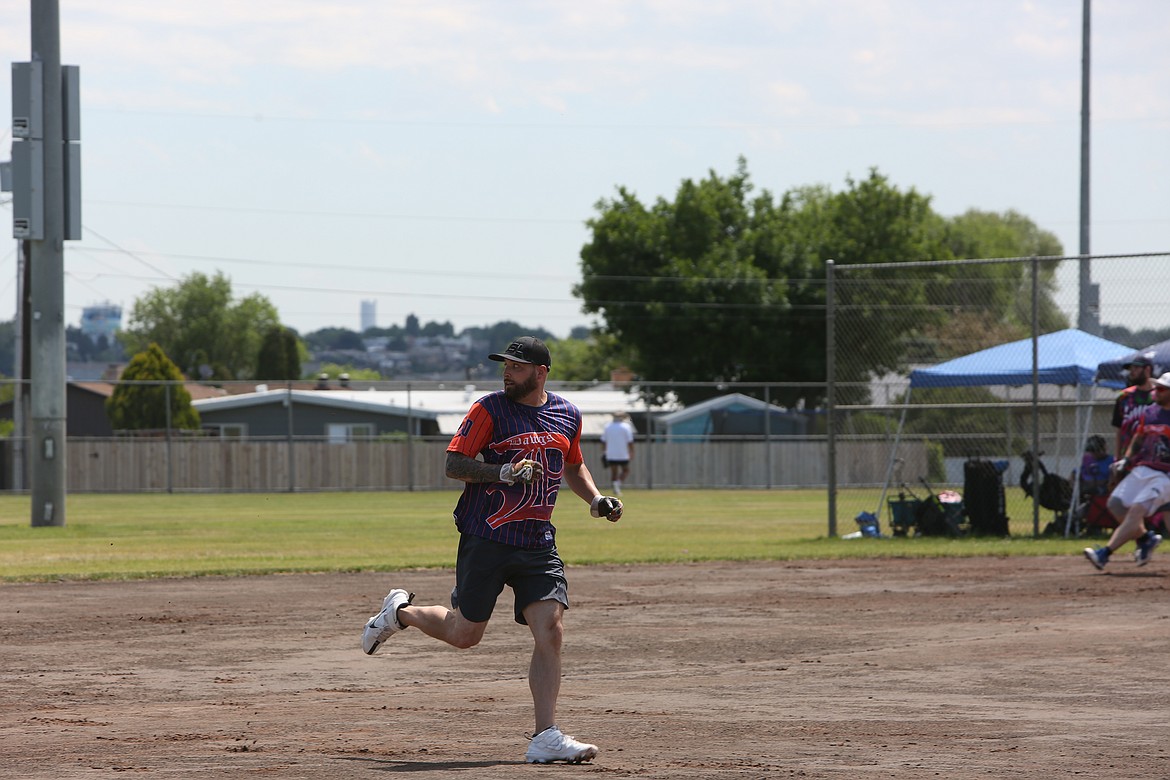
{"left": 0, "top": 489, "right": 1095, "bottom": 582}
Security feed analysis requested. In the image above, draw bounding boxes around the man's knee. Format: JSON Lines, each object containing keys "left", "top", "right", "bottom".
{"left": 524, "top": 601, "right": 565, "bottom": 646}
{"left": 446, "top": 612, "right": 487, "bottom": 649}
{"left": 449, "top": 623, "right": 485, "bottom": 649}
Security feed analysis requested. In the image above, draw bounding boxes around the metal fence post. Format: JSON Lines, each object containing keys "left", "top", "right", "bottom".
{"left": 645, "top": 403, "right": 653, "bottom": 490}
{"left": 286, "top": 382, "right": 295, "bottom": 493}
{"left": 826, "top": 259, "right": 837, "bottom": 537}
{"left": 165, "top": 381, "right": 173, "bottom": 494}
{"left": 764, "top": 384, "right": 772, "bottom": 489}
{"left": 1030, "top": 255, "right": 1041, "bottom": 536}
{"left": 407, "top": 383, "right": 414, "bottom": 491}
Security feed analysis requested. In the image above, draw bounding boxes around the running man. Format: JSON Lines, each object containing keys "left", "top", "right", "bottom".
{"left": 1084, "top": 372, "right": 1170, "bottom": 571}
{"left": 361, "top": 336, "right": 623, "bottom": 763}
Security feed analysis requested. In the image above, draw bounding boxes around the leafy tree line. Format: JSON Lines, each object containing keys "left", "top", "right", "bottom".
{"left": 1102, "top": 325, "right": 1170, "bottom": 350}
{"left": 113, "top": 272, "right": 599, "bottom": 385}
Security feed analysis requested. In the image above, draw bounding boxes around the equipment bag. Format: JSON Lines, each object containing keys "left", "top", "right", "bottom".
{"left": 964, "top": 459, "right": 1010, "bottom": 535}
{"left": 1019, "top": 454, "right": 1072, "bottom": 513}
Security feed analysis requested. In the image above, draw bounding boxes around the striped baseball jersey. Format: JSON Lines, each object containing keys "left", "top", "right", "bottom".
{"left": 446, "top": 390, "right": 584, "bottom": 548}
{"left": 1128, "top": 404, "right": 1170, "bottom": 474}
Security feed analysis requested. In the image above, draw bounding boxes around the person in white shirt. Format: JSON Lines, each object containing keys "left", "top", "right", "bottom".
{"left": 600, "top": 412, "right": 635, "bottom": 496}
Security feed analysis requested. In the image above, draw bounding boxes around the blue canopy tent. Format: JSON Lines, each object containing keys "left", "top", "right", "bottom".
{"left": 1095, "top": 338, "right": 1170, "bottom": 389}
{"left": 909, "top": 328, "right": 1134, "bottom": 390}
{"left": 880, "top": 329, "right": 1133, "bottom": 536}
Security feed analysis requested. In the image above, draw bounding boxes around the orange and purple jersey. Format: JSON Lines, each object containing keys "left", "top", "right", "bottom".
{"left": 1128, "top": 405, "right": 1170, "bottom": 474}
{"left": 446, "top": 391, "right": 584, "bottom": 548}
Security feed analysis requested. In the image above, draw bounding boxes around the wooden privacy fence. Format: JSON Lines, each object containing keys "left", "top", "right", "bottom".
{"left": 0, "top": 437, "right": 922, "bottom": 493}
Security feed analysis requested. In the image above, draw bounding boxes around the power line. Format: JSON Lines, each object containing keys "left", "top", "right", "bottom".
{"left": 87, "top": 198, "right": 583, "bottom": 225}
{"left": 80, "top": 225, "right": 177, "bottom": 281}
{"left": 87, "top": 105, "right": 1170, "bottom": 130}
{"left": 70, "top": 245, "right": 574, "bottom": 283}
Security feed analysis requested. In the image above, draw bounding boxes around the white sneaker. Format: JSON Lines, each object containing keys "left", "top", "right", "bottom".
{"left": 361, "top": 588, "right": 413, "bottom": 655}
{"left": 525, "top": 725, "right": 598, "bottom": 764}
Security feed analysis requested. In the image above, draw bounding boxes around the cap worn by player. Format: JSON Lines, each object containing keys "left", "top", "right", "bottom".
{"left": 489, "top": 336, "right": 551, "bottom": 368}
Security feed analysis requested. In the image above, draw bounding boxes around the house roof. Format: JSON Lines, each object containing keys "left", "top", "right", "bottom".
{"left": 69, "top": 381, "right": 228, "bottom": 400}
{"left": 655, "top": 392, "right": 782, "bottom": 425}
{"left": 193, "top": 388, "right": 440, "bottom": 422}
{"left": 192, "top": 384, "right": 676, "bottom": 436}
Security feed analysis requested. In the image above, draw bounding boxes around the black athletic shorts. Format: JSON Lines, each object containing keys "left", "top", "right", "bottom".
{"left": 451, "top": 532, "right": 568, "bottom": 625}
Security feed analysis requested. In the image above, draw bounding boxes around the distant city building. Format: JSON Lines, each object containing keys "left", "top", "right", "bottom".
{"left": 80, "top": 302, "right": 122, "bottom": 343}
{"left": 360, "top": 300, "right": 376, "bottom": 332}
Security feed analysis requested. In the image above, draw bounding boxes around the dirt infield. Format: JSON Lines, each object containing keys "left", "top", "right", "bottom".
{"left": 2, "top": 556, "right": 1168, "bottom": 778}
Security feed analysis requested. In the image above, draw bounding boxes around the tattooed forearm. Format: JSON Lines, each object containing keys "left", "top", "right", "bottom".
{"left": 446, "top": 451, "right": 503, "bottom": 483}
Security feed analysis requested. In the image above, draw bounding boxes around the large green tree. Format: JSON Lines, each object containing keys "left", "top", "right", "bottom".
{"left": 576, "top": 160, "right": 1072, "bottom": 407}
{"left": 120, "top": 271, "right": 281, "bottom": 380}
{"left": 106, "top": 343, "right": 200, "bottom": 431}
{"left": 576, "top": 161, "right": 953, "bottom": 406}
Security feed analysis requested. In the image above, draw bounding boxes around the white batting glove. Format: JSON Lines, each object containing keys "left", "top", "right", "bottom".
{"left": 590, "top": 495, "right": 623, "bottom": 522}
{"left": 500, "top": 459, "right": 543, "bottom": 485}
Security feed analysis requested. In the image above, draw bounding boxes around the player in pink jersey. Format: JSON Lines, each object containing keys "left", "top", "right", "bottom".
{"left": 361, "top": 336, "right": 623, "bottom": 763}
{"left": 1084, "top": 372, "right": 1170, "bottom": 571}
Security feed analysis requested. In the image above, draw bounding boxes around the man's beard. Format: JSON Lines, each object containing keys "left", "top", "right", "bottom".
{"left": 505, "top": 372, "right": 538, "bottom": 401}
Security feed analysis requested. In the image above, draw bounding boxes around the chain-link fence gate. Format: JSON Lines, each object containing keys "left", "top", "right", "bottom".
{"left": 828, "top": 252, "right": 1169, "bottom": 539}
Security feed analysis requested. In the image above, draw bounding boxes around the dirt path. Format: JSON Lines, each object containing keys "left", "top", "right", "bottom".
{"left": 2, "top": 557, "right": 1168, "bottom": 778}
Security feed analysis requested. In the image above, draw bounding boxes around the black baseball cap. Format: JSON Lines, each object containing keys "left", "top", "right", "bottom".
{"left": 1123, "top": 355, "right": 1153, "bottom": 369}
{"left": 489, "top": 336, "right": 551, "bottom": 367}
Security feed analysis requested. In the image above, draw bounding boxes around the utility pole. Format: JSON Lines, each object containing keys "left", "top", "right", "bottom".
{"left": 1077, "top": 0, "right": 1100, "bottom": 335}
{"left": 12, "top": 0, "right": 79, "bottom": 526}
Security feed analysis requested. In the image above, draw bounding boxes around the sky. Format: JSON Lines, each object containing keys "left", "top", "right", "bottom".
{"left": 1, "top": 0, "right": 1168, "bottom": 340}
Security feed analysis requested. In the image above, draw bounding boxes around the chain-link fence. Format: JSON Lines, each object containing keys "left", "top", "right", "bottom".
{"left": 828, "top": 252, "right": 1169, "bottom": 539}
{"left": 0, "top": 378, "right": 830, "bottom": 494}
{"left": 1, "top": 252, "right": 1165, "bottom": 515}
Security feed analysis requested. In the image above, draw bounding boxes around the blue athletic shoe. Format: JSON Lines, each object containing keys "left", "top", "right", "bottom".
{"left": 1134, "top": 533, "right": 1163, "bottom": 567}
{"left": 1083, "top": 546, "right": 1110, "bottom": 570}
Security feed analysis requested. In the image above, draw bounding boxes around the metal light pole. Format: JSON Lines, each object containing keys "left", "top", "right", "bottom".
{"left": 1073, "top": 0, "right": 1098, "bottom": 486}
{"left": 1077, "top": 0, "right": 1099, "bottom": 335}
